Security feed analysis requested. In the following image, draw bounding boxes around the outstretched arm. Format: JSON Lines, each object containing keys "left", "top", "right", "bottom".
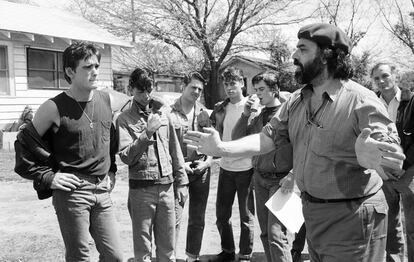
{"left": 184, "top": 127, "right": 276, "bottom": 158}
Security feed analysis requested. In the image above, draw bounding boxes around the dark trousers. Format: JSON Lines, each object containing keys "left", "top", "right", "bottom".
{"left": 216, "top": 168, "right": 254, "bottom": 256}
{"left": 303, "top": 189, "right": 388, "bottom": 262}
{"left": 292, "top": 223, "right": 306, "bottom": 253}
{"left": 382, "top": 181, "right": 405, "bottom": 262}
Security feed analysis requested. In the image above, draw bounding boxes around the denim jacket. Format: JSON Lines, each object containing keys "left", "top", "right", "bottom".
{"left": 117, "top": 100, "right": 188, "bottom": 185}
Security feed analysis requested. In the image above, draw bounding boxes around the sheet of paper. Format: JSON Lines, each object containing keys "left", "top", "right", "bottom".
{"left": 265, "top": 189, "right": 304, "bottom": 233}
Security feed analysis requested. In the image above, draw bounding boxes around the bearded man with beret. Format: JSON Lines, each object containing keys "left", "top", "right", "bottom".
{"left": 184, "top": 23, "right": 406, "bottom": 262}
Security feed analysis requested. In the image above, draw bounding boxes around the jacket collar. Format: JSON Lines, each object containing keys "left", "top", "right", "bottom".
{"left": 172, "top": 96, "right": 205, "bottom": 115}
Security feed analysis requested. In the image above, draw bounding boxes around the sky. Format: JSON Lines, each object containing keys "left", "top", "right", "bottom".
{"left": 29, "top": 0, "right": 414, "bottom": 70}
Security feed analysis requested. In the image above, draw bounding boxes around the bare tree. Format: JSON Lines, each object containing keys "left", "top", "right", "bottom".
{"left": 376, "top": 0, "right": 414, "bottom": 55}
{"left": 317, "top": 0, "right": 379, "bottom": 47}
{"left": 71, "top": 0, "right": 315, "bottom": 107}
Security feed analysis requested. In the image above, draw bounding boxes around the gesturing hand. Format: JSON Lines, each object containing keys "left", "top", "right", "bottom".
{"left": 50, "top": 172, "right": 82, "bottom": 191}
{"left": 355, "top": 128, "right": 405, "bottom": 180}
{"left": 184, "top": 127, "right": 223, "bottom": 156}
{"left": 146, "top": 113, "right": 162, "bottom": 138}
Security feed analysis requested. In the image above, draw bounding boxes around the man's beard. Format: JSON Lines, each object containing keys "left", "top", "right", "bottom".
{"left": 294, "top": 56, "right": 324, "bottom": 85}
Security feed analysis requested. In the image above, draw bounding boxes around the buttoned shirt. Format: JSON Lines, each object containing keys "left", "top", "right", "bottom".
{"left": 262, "top": 80, "right": 399, "bottom": 199}
{"left": 379, "top": 87, "right": 401, "bottom": 122}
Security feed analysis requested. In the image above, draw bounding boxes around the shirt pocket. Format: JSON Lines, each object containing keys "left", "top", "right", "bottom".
{"left": 309, "top": 129, "right": 336, "bottom": 156}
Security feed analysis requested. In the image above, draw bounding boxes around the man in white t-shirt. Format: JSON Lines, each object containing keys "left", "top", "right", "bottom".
{"left": 208, "top": 67, "right": 254, "bottom": 262}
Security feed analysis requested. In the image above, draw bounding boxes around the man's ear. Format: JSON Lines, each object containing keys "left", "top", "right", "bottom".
{"left": 65, "top": 67, "right": 75, "bottom": 79}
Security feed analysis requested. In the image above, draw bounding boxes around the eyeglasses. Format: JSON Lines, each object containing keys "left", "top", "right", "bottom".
{"left": 306, "top": 99, "right": 329, "bottom": 129}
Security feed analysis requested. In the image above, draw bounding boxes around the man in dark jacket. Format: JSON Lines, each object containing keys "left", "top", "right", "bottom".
{"left": 372, "top": 62, "right": 414, "bottom": 262}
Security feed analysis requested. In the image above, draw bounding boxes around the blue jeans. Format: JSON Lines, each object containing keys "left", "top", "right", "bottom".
{"left": 175, "top": 168, "right": 211, "bottom": 258}
{"left": 303, "top": 189, "right": 388, "bottom": 262}
{"left": 128, "top": 183, "right": 176, "bottom": 262}
{"left": 52, "top": 174, "right": 123, "bottom": 262}
{"left": 382, "top": 181, "right": 405, "bottom": 262}
{"left": 216, "top": 168, "right": 254, "bottom": 256}
{"left": 254, "top": 172, "right": 292, "bottom": 262}
{"left": 186, "top": 168, "right": 211, "bottom": 258}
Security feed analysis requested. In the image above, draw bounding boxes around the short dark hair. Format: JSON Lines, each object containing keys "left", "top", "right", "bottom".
{"left": 252, "top": 70, "right": 280, "bottom": 97}
{"left": 63, "top": 41, "right": 101, "bottom": 84}
{"left": 221, "top": 66, "right": 244, "bottom": 82}
{"left": 320, "top": 46, "right": 353, "bottom": 80}
{"left": 370, "top": 62, "right": 397, "bottom": 78}
{"left": 129, "top": 68, "right": 153, "bottom": 92}
{"left": 183, "top": 71, "right": 206, "bottom": 86}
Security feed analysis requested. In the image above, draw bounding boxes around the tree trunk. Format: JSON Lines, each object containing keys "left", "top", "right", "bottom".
{"left": 204, "top": 64, "right": 222, "bottom": 109}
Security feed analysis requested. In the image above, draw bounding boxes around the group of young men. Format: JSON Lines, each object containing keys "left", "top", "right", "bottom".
{"left": 13, "top": 22, "right": 413, "bottom": 262}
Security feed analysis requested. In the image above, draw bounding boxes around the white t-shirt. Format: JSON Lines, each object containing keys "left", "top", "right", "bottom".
{"left": 219, "top": 97, "right": 253, "bottom": 171}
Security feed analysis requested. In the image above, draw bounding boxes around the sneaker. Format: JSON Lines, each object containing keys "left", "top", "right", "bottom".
{"left": 208, "top": 251, "right": 236, "bottom": 262}
{"left": 291, "top": 249, "right": 302, "bottom": 262}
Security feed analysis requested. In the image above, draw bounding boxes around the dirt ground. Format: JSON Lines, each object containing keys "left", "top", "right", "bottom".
{"left": 0, "top": 150, "right": 308, "bottom": 262}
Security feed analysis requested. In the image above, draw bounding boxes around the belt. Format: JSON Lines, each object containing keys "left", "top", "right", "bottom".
{"left": 75, "top": 173, "right": 107, "bottom": 184}
{"left": 301, "top": 191, "right": 375, "bottom": 203}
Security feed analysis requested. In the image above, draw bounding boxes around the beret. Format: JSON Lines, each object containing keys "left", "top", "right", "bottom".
{"left": 297, "top": 23, "right": 352, "bottom": 54}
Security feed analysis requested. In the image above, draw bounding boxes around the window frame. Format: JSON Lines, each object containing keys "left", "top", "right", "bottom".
{"left": 26, "top": 47, "right": 69, "bottom": 90}
{"left": 0, "top": 45, "right": 10, "bottom": 95}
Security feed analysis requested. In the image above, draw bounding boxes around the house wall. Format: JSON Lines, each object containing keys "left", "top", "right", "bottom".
{"left": 0, "top": 35, "right": 113, "bottom": 130}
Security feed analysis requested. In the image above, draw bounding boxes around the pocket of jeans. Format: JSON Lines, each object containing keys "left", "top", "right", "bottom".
{"left": 361, "top": 203, "right": 387, "bottom": 240}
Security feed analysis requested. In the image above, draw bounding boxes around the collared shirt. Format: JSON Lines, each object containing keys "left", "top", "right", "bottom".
{"left": 379, "top": 87, "right": 401, "bottom": 122}
{"left": 262, "top": 80, "right": 399, "bottom": 199}
{"left": 170, "top": 97, "right": 206, "bottom": 162}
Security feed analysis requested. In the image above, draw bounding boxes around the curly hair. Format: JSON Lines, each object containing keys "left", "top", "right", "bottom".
{"left": 128, "top": 68, "right": 153, "bottom": 92}
{"left": 221, "top": 66, "right": 244, "bottom": 82}
{"left": 320, "top": 47, "right": 353, "bottom": 80}
{"left": 63, "top": 41, "right": 101, "bottom": 84}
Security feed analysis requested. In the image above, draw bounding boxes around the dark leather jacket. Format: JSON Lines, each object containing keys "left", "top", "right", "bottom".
{"left": 378, "top": 88, "right": 413, "bottom": 169}
{"left": 14, "top": 122, "right": 56, "bottom": 199}
{"left": 399, "top": 89, "right": 414, "bottom": 169}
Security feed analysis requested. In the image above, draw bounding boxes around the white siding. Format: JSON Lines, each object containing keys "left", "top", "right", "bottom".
{"left": 0, "top": 37, "right": 114, "bottom": 130}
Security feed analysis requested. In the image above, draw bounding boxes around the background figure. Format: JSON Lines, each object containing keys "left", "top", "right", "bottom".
{"left": 371, "top": 62, "right": 410, "bottom": 262}
{"left": 117, "top": 68, "right": 188, "bottom": 262}
{"left": 170, "top": 72, "right": 212, "bottom": 262}
{"left": 14, "top": 41, "right": 123, "bottom": 261}
{"left": 208, "top": 67, "right": 255, "bottom": 262}
{"left": 232, "top": 70, "right": 294, "bottom": 262}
